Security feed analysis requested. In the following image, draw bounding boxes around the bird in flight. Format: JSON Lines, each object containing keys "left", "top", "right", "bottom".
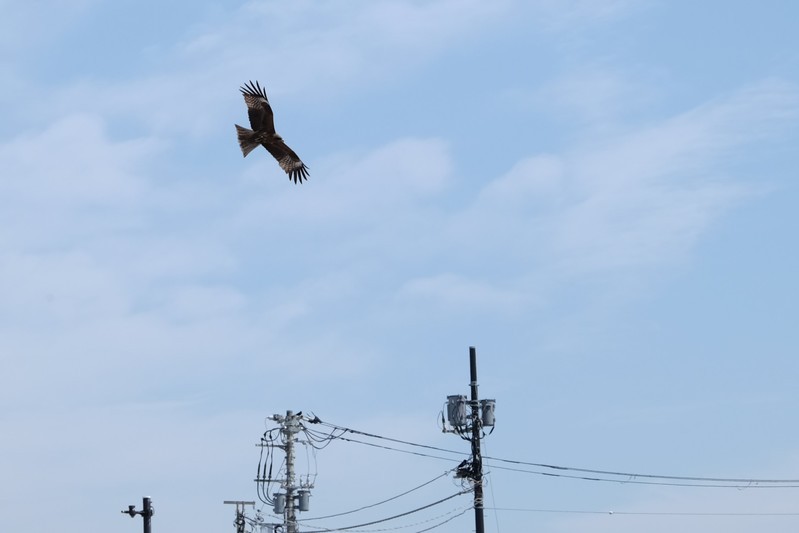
{"left": 235, "top": 80, "right": 309, "bottom": 184}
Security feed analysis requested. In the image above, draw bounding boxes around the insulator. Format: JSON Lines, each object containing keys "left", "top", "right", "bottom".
{"left": 480, "top": 399, "right": 496, "bottom": 427}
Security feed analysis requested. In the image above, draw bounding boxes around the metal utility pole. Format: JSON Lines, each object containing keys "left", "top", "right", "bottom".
{"left": 223, "top": 500, "right": 255, "bottom": 533}
{"left": 121, "top": 496, "right": 154, "bottom": 533}
{"left": 284, "top": 410, "right": 299, "bottom": 533}
{"left": 257, "top": 410, "right": 312, "bottom": 533}
{"left": 443, "top": 347, "right": 496, "bottom": 533}
{"left": 468, "top": 347, "right": 485, "bottom": 533}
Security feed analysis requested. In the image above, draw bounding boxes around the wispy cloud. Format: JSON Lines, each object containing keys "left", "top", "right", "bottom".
{"left": 0, "top": 114, "right": 154, "bottom": 207}
{"left": 529, "top": 0, "right": 650, "bottom": 34}
{"left": 26, "top": 0, "right": 514, "bottom": 137}
{"left": 398, "top": 273, "right": 526, "bottom": 311}
{"left": 391, "top": 80, "right": 799, "bottom": 312}
{"left": 512, "top": 65, "right": 663, "bottom": 131}
{"left": 2, "top": 4, "right": 798, "bottom": 533}
{"left": 3, "top": 75, "right": 793, "bottom": 411}
{"left": 0, "top": 0, "right": 96, "bottom": 57}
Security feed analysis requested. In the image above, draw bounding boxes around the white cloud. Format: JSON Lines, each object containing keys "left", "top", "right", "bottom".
{"left": 530, "top": 0, "right": 649, "bottom": 33}
{"left": 515, "top": 65, "right": 663, "bottom": 130}
{"left": 231, "top": 137, "right": 452, "bottom": 232}
{"left": 2, "top": 78, "right": 792, "bottom": 407}
{"left": 18, "top": 0, "right": 650, "bottom": 139}
{"left": 3, "top": 4, "right": 798, "bottom": 533}
{"left": 398, "top": 273, "right": 525, "bottom": 311}
{"left": 30, "top": 0, "right": 514, "bottom": 137}
{"left": 0, "top": 250, "right": 129, "bottom": 326}
{"left": 462, "top": 80, "right": 799, "bottom": 280}
{"left": 549, "top": 80, "right": 797, "bottom": 272}
{"left": 0, "top": 114, "right": 154, "bottom": 206}
{"left": 0, "top": 0, "right": 96, "bottom": 58}
{"left": 477, "top": 155, "right": 566, "bottom": 209}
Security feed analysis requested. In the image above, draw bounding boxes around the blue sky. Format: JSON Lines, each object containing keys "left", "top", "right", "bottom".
{"left": 2, "top": 1, "right": 799, "bottom": 532}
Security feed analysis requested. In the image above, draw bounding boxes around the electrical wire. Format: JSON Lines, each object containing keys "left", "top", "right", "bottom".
{"left": 318, "top": 419, "right": 799, "bottom": 488}
{"left": 324, "top": 431, "right": 799, "bottom": 489}
{"left": 331, "top": 427, "right": 772, "bottom": 489}
{"left": 318, "top": 421, "right": 465, "bottom": 457}
{"left": 304, "top": 426, "right": 348, "bottom": 450}
{"left": 255, "top": 415, "right": 799, "bottom": 533}
{"left": 411, "top": 507, "right": 472, "bottom": 533}
{"left": 259, "top": 428, "right": 284, "bottom": 505}
{"left": 486, "top": 463, "right": 799, "bottom": 489}
{"left": 301, "top": 506, "right": 472, "bottom": 532}
{"left": 294, "top": 490, "right": 472, "bottom": 532}
{"left": 301, "top": 471, "right": 454, "bottom": 521}
{"left": 259, "top": 416, "right": 335, "bottom": 507}
{"left": 482, "top": 455, "right": 799, "bottom": 485}
{"left": 484, "top": 507, "right": 799, "bottom": 517}
{"left": 336, "top": 436, "right": 464, "bottom": 463}
{"left": 257, "top": 430, "right": 278, "bottom": 505}
{"left": 481, "top": 440, "right": 502, "bottom": 533}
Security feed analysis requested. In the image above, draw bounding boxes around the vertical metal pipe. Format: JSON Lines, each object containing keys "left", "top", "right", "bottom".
{"left": 142, "top": 497, "right": 152, "bottom": 533}
{"left": 469, "top": 347, "right": 485, "bottom": 533}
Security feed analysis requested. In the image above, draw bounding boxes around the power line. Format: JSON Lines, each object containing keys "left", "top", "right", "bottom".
{"left": 318, "top": 422, "right": 465, "bottom": 457}
{"left": 316, "top": 420, "right": 799, "bottom": 488}
{"left": 412, "top": 507, "right": 473, "bottom": 533}
{"left": 335, "top": 435, "right": 463, "bottom": 463}
{"left": 301, "top": 506, "right": 472, "bottom": 533}
{"left": 482, "top": 455, "right": 799, "bottom": 485}
{"left": 485, "top": 507, "right": 799, "bottom": 517}
{"left": 301, "top": 471, "right": 454, "bottom": 521}
{"left": 486, "top": 463, "right": 799, "bottom": 489}
{"left": 482, "top": 440, "right": 502, "bottom": 533}
{"left": 296, "top": 490, "right": 472, "bottom": 532}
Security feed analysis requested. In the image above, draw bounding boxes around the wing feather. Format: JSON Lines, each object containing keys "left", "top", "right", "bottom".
{"left": 263, "top": 138, "right": 309, "bottom": 184}
{"left": 237, "top": 80, "right": 309, "bottom": 184}
{"left": 240, "top": 80, "right": 276, "bottom": 134}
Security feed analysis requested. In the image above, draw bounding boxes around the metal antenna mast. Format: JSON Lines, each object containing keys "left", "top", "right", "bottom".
{"left": 443, "top": 347, "right": 496, "bottom": 533}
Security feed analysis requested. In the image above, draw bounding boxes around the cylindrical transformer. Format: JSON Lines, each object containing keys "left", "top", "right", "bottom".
{"left": 447, "top": 395, "right": 467, "bottom": 427}
{"left": 298, "top": 490, "right": 310, "bottom": 512}
{"left": 480, "top": 399, "right": 496, "bottom": 427}
{"left": 273, "top": 493, "right": 286, "bottom": 514}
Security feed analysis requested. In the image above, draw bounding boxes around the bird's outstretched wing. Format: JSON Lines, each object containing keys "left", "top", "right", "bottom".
{"left": 240, "top": 80, "right": 275, "bottom": 134}
{"left": 263, "top": 138, "right": 310, "bottom": 184}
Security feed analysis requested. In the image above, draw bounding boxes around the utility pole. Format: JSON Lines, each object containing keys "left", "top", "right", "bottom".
{"left": 223, "top": 500, "right": 255, "bottom": 533}
{"left": 121, "top": 496, "right": 154, "bottom": 533}
{"left": 443, "top": 347, "right": 496, "bottom": 533}
{"left": 284, "top": 410, "right": 299, "bottom": 533}
{"left": 257, "top": 410, "right": 312, "bottom": 533}
{"left": 468, "top": 347, "right": 485, "bottom": 533}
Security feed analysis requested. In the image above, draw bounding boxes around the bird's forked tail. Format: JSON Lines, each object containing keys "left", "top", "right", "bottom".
{"left": 235, "top": 124, "right": 259, "bottom": 157}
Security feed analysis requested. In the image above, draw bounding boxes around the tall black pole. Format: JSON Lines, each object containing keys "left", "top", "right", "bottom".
{"left": 122, "top": 496, "right": 154, "bottom": 533}
{"left": 469, "top": 347, "right": 485, "bottom": 533}
{"left": 142, "top": 497, "right": 153, "bottom": 533}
